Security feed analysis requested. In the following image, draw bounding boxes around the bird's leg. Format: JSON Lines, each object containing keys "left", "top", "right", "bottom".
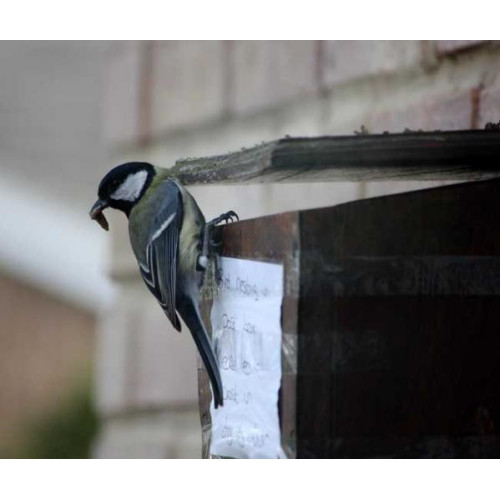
{"left": 197, "top": 224, "right": 212, "bottom": 271}
{"left": 207, "top": 211, "right": 239, "bottom": 250}
{"left": 197, "top": 211, "right": 239, "bottom": 271}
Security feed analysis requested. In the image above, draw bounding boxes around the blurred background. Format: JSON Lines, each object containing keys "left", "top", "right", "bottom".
{"left": 0, "top": 40, "right": 498, "bottom": 458}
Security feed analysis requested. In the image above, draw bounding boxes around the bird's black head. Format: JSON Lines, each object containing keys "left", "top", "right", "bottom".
{"left": 90, "top": 162, "right": 156, "bottom": 230}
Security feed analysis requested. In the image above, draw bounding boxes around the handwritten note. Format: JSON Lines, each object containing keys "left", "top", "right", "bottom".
{"left": 210, "top": 256, "right": 284, "bottom": 459}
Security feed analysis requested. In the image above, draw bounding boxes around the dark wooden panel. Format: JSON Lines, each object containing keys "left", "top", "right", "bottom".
{"left": 331, "top": 297, "right": 500, "bottom": 457}
{"left": 172, "top": 131, "right": 500, "bottom": 185}
{"left": 298, "top": 178, "right": 500, "bottom": 457}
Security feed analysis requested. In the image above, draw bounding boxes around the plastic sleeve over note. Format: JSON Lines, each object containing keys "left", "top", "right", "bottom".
{"left": 208, "top": 256, "right": 285, "bottom": 459}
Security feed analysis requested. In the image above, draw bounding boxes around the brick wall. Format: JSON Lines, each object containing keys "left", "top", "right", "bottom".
{"left": 97, "top": 40, "right": 500, "bottom": 458}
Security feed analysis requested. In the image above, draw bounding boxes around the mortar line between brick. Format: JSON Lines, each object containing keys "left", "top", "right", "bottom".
{"left": 223, "top": 40, "right": 234, "bottom": 118}
{"left": 315, "top": 40, "right": 326, "bottom": 96}
{"left": 470, "top": 85, "right": 483, "bottom": 129}
{"left": 138, "top": 40, "right": 154, "bottom": 146}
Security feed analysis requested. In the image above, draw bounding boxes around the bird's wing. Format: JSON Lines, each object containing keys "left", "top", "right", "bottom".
{"left": 138, "top": 182, "right": 183, "bottom": 331}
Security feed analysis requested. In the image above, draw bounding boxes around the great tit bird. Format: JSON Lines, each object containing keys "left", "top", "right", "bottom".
{"left": 89, "top": 161, "right": 237, "bottom": 408}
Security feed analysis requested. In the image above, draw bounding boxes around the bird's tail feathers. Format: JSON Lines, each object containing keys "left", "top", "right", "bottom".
{"left": 177, "top": 296, "right": 224, "bottom": 409}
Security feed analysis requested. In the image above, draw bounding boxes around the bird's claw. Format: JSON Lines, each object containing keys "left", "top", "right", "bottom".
{"left": 200, "top": 211, "right": 238, "bottom": 265}
{"left": 209, "top": 210, "right": 239, "bottom": 226}
{"left": 223, "top": 210, "right": 239, "bottom": 224}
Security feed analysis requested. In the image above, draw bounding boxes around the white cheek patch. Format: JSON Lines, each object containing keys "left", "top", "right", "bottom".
{"left": 110, "top": 170, "right": 148, "bottom": 202}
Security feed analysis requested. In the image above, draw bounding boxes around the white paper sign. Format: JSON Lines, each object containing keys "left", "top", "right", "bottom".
{"left": 209, "top": 256, "right": 284, "bottom": 459}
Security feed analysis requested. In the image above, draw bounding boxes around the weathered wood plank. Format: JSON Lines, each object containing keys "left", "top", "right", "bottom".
{"left": 172, "top": 130, "right": 500, "bottom": 185}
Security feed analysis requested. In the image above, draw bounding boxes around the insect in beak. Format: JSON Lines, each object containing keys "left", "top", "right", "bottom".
{"left": 89, "top": 199, "right": 110, "bottom": 231}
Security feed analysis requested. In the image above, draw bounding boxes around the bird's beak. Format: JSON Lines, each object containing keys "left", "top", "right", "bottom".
{"left": 89, "top": 199, "right": 110, "bottom": 231}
